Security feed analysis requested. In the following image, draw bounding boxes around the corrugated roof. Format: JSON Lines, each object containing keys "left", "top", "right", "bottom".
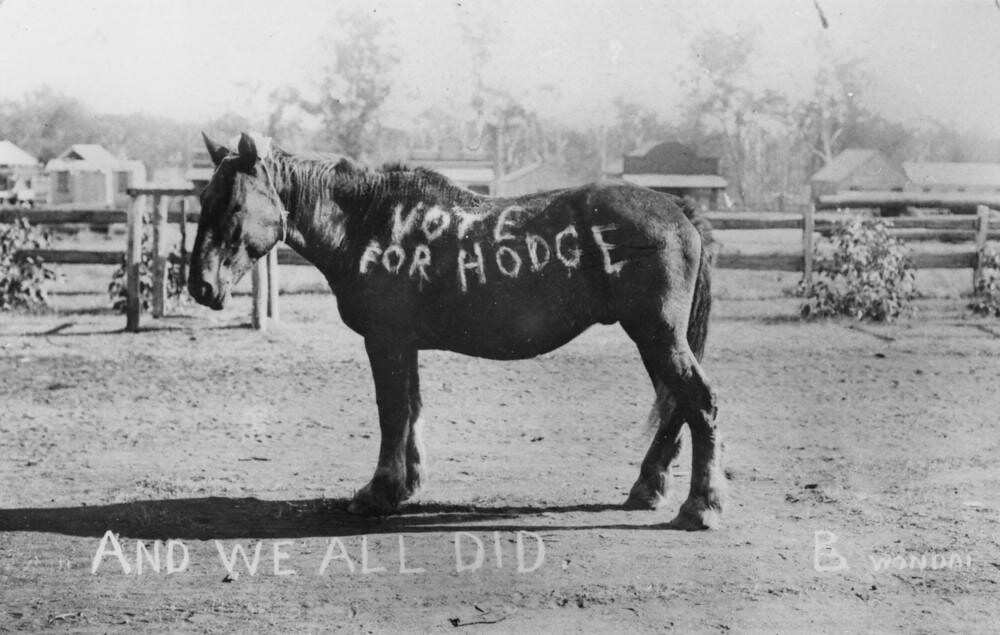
{"left": 57, "top": 144, "right": 120, "bottom": 165}
{"left": 0, "top": 140, "right": 38, "bottom": 166}
{"left": 496, "top": 162, "right": 583, "bottom": 184}
{"left": 497, "top": 162, "right": 544, "bottom": 182}
{"left": 46, "top": 143, "right": 143, "bottom": 173}
{"left": 409, "top": 158, "right": 494, "bottom": 185}
{"left": 810, "top": 149, "right": 881, "bottom": 183}
{"left": 903, "top": 162, "right": 1000, "bottom": 188}
{"left": 45, "top": 157, "right": 145, "bottom": 173}
{"left": 622, "top": 174, "right": 727, "bottom": 189}
{"left": 627, "top": 141, "right": 663, "bottom": 157}
{"left": 433, "top": 167, "right": 494, "bottom": 184}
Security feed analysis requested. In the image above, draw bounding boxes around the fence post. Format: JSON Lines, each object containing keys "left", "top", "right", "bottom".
{"left": 974, "top": 205, "right": 990, "bottom": 292}
{"left": 178, "top": 197, "right": 188, "bottom": 295}
{"left": 266, "top": 247, "right": 279, "bottom": 322}
{"left": 802, "top": 202, "right": 815, "bottom": 286}
{"left": 251, "top": 258, "right": 268, "bottom": 330}
{"left": 151, "top": 195, "right": 169, "bottom": 318}
{"left": 125, "top": 194, "right": 146, "bottom": 332}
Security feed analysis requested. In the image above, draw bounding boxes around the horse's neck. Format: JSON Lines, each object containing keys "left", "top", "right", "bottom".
{"left": 275, "top": 156, "right": 480, "bottom": 279}
{"left": 275, "top": 159, "right": 353, "bottom": 278}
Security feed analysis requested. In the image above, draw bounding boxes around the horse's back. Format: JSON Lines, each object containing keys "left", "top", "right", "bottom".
{"left": 401, "top": 182, "right": 706, "bottom": 358}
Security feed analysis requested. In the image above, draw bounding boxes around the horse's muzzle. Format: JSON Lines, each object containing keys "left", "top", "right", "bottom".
{"left": 189, "top": 278, "right": 226, "bottom": 310}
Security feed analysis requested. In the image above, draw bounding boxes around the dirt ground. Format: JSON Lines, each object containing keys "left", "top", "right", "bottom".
{"left": 2, "top": 292, "right": 999, "bottom": 633}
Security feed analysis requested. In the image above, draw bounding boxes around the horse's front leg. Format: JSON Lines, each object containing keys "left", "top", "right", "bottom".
{"left": 404, "top": 352, "right": 426, "bottom": 498}
{"left": 348, "top": 340, "right": 416, "bottom": 515}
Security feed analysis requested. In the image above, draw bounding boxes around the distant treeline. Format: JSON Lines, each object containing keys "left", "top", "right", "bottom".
{"left": 3, "top": 19, "right": 999, "bottom": 210}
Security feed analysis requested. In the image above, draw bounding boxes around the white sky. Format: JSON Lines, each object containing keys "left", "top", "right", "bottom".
{"left": 0, "top": 0, "right": 998, "bottom": 136}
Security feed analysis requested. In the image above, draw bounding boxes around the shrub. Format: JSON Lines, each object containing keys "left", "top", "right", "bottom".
{"left": 799, "top": 216, "right": 916, "bottom": 322}
{"left": 108, "top": 213, "right": 186, "bottom": 313}
{"left": 0, "top": 218, "right": 59, "bottom": 310}
{"left": 970, "top": 246, "right": 1000, "bottom": 316}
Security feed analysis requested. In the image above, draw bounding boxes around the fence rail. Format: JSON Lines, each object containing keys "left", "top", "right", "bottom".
{"left": 3, "top": 198, "right": 997, "bottom": 330}
{"left": 705, "top": 206, "right": 993, "bottom": 281}
{"left": 0, "top": 208, "right": 199, "bottom": 225}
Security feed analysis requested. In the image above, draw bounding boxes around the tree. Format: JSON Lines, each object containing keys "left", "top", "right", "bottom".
{"left": 795, "top": 54, "right": 869, "bottom": 169}
{"left": 201, "top": 112, "right": 256, "bottom": 148}
{"left": 610, "top": 98, "right": 675, "bottom": 156}
{"left": 0, "top": 87, "right": 97, "bottom": 163}
{"left": 307, "top": 10, "right": 399, "bottom": 159}
{"left": 684, "top": 28, "right": 791, "bottom": 209}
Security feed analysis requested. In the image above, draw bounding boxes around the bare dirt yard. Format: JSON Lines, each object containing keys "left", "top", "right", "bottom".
{"left": 2, "top": 291, "right": 999, "bottom": 633}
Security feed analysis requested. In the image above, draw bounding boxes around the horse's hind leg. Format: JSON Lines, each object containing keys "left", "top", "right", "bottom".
{"left": 624, "top": 319, "right": 725, "bottom": 529}
{"left": 669, "top": 355, "right": 725, "bottom": 530}
{"left": 623, "top": 354, "right": 683, "bottom": 510}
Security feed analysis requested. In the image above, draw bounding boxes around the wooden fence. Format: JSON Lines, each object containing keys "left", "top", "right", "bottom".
{"left": 710, "top": 205, "right": 996, "bottom": 285}
{"left": 4, "top": 193, "right": 998, "bottom": 332}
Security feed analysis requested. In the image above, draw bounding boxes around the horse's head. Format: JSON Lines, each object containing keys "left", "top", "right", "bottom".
{"left": 189, "top": 132, "right": 286, "bottom": 309}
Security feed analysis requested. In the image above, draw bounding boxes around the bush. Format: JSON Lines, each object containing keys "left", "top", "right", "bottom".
{"left": 799, "top": 216, "right": 916, "bottom": 322}
{"left": 0, "top": 218, "right": 59, "bottom": 310}
{"left": 970, "top": 246, "right": 1000, "bottom": 316}
{"left": 108, "top": 213, "right": 186, "bottom": 313}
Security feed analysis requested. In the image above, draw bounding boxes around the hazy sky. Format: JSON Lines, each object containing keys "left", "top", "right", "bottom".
{"left": 0, "top": 0, "right": 998, "bottom": 135}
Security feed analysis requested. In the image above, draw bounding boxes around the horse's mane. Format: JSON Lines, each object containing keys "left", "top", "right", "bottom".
{"left": 264, "top": 146, "right": 482, "bottom": 218}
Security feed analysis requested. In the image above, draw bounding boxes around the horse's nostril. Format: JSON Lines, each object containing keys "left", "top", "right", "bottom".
{"left": 190, "top": 280, "right": 214, "bottom": 302}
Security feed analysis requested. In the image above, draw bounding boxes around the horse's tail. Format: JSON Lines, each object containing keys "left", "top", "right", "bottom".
{"left": 681, "top": 200, "right": 714, "bottom": 361}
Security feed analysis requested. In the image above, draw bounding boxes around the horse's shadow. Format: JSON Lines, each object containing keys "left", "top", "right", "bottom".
{"left": 0, "top": 497, "right": 678, "bottom": 540}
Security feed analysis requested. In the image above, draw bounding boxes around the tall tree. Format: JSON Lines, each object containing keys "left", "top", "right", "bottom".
{"left": 308, "top": 10, "right": 399, "bottom": 159}
{"left": 684, "top": 28, "right": 791, "bottom": 209}
{"left": 796, "top": 54, "right": 869, "bottom": 169}
{"left": 0, "top": 87, "right": 97, "bottom": 163}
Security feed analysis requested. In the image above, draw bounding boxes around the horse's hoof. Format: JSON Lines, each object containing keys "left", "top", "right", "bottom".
{"left": 623, "top": 480, "right": 667, "bottom": 510}
{"left": 668, "top": 498, "right": 722, "bottom": 530}
{"left": 622, "top": 488, "right": 667, "bottom": 511}
{"left": 347, "top": 485, "right": 400, "bottom": 516}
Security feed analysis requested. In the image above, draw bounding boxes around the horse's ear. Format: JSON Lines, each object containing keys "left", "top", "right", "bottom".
{"left": 236, "top": 133, "right": 258, "bottom": 172}
{"left": 202, "top": 132, "right": 230, "bottom": 167}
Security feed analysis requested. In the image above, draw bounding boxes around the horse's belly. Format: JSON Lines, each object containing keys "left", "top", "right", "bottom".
{"left": 419, "top": 300, "right": 605, "bottom": 360}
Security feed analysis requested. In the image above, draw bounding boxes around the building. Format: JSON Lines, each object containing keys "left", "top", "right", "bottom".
{"left": 408, "top": 138, "right": 494, "bottom": 194}
{"left": 493, "top": 162, "right": 587, "bottom": 197}
{"left": 45, "top": 144, "right": 146, "bottom": 208}
{"left": 185, "top": 148, "right": 215, "bottom": 193}
{"left": 903, "top": 162, "right": 1000, "bottom": 195}
{"left": 809, "top": 149, "right": 907, "bottom": 200}
{"left": 0, "top": 140, "right": 41, "bottom": 205}
{"left": 607, "top": 141, "right": 727, "bottom": 210}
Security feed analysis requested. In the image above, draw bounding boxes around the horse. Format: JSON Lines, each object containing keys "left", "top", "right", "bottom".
{"left": 189, "top": 132, "right": 725, "bottom": 530}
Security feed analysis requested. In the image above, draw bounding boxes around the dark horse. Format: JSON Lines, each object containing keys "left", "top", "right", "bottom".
{"left": 190, "top": 133, "right": 725, "bottom": 529}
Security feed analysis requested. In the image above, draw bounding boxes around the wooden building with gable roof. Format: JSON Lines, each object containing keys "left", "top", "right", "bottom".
{"left": 409, "top": 137, "right": 495, "bottom": 195}
{"left": 606, "top": 141, "right": 727, "bottom": 210}
{"left": 0, "top": 140, "right": 40, "bottom": 205}
{"left": 45, "top": 144, "right": 146, "bottom": 208}
{"left": 809, "top": 149, "right": 907, "bottom": 200}
{"left": 903, "top": 162, "right": 1000, "bottom": 195}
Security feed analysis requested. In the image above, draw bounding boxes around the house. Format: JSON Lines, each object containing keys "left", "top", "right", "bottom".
{"left": 493, "top": 162, "right": 587, "bottom": 197}
{"left": 408, "top": 137, "right": 494, "bottom": 194}
{"left": 902, "top": 162, "right": 1000, "bottom": 195}
{"left": 45, "top": 144, "right": 146, "bottom": 208}
{"left": 607, "top": 141, "right": 727, "bottom": 210}
{"left": 809, "top": 149, "right": 907, "bottom": 200}
{"left": 185, "top": 148, "right": 215, "bottom": 193}
{"left": 0, "top": 140, "right": 41, "bottom": 205}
